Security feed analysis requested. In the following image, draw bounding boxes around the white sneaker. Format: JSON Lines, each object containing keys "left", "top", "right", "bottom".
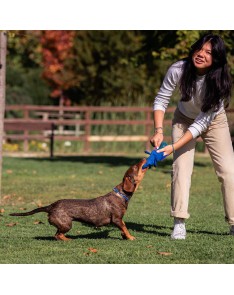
{"left": 171, "top": 218, "right": 186, "bottom": 240}
{"left": 230, "top": 225, "right": 234, "bottom": 235}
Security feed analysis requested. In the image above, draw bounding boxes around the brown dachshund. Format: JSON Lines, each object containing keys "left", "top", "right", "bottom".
{"left": 10, "top": 158, "right": 148, "bottom": 241}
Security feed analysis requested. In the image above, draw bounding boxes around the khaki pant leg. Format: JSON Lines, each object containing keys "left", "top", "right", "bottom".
{"left": 171, "top": 109, "right": 197, "bottom": 219}
{"left": 201, "top": 112, "right": 234, "bottom": 225}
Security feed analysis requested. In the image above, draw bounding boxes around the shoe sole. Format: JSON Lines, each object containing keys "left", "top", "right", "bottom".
{"left": 171, "top": 236, "right": 186, "bottom": 240}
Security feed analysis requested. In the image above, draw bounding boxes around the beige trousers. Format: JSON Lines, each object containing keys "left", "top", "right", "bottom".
{"left": 171, "top": 108, "right": 234, "bottom": 225}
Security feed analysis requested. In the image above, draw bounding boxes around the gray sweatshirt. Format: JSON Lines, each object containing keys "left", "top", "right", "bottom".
{"left": 153, "top": 60, "right": 224, "bottom": 138}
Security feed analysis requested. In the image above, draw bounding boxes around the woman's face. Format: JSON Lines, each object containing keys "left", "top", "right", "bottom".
{"left": 192, "top": 41, "right": 213, "bottom": 75}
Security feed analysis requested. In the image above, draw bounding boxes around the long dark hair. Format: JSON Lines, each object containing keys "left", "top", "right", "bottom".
{"left": 179, "top": 34, "right": 232, "bottom": 112}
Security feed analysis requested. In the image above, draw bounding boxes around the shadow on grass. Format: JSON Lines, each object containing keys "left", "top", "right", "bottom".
{"left": 25, "top": 155, "right": 169, "bottom": 167}
{"left": 34, "top": 222, "right": 228, "bottom": 241}
{"left": 24, "top": 155, "right": 210, "bottom": 169}
{"left": 126, "top": 222, "right": 170, "bottom": 237}
{"left": 35, "top": 229, "right": 120, "bottom": 241}
{"left": 125, "top": 222, "right": 228, "bottom": 237}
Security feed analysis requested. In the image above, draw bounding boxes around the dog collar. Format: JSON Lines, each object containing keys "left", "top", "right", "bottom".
{"left": 113, "top": 187, "right": 129, "bottom": 202}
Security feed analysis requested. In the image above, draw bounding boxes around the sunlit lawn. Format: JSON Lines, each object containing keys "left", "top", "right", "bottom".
{"left": 1, "top": 154, "right": 234, "bottom": 264}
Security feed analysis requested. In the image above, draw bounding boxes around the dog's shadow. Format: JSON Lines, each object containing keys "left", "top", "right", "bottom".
{"left": 35, "top": 229, "right": 119, "bottom": 241}
{"left": 34, "top": 223, "right": 168, "bottom": 241}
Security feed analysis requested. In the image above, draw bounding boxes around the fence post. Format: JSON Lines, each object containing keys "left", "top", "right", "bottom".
{"left": 59, "top": 96, "right": 64, "bottom": 134}
{"left": 50, "top": 123, "right": 55, "bottom": 158}
{"left": 84, "top": 109, "right": 91, "bottom": 152}
{"left": 23, "top": 108, "right": 29, "bottom": 152}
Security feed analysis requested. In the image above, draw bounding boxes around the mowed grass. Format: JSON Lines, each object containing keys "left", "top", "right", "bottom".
{"left": 1, "top": 154, "right": 234, "bottom": 264}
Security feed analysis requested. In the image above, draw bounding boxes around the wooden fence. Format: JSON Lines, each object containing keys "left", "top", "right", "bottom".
{"left": 3, "top": 105, "right": 234, "bottom": 156}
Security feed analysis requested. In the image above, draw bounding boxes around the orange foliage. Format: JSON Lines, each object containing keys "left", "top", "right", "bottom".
{"left": 40, "top": 30, "right": 76, "bottom": 98}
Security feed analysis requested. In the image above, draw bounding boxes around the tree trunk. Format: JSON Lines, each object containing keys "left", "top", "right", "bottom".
{"left": 0, "top": 31, "right": 7, "bottom": 202}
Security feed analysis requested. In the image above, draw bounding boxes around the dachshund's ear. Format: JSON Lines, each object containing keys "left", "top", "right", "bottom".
{"left": 123, "top": 176, "right": 135, "bottom": 192}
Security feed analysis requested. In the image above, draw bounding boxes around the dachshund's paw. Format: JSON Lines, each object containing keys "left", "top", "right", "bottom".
{"left": 55, "top": 234, "right": 71, "bottom": 241}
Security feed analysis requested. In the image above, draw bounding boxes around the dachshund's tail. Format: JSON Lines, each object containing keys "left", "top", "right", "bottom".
{"left": 9, "top": 205, "right": 52, "bottom": 216}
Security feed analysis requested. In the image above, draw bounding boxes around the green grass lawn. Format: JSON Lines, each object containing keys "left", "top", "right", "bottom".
{"left": 1, "top": 154, "right": 234, "bottom": 264}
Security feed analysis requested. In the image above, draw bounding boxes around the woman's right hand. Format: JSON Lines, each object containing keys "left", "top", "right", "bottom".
{"left": 150, "top": 132, "right": 164, "bottom": 149}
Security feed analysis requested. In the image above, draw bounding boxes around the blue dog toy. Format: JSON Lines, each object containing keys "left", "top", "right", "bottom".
{"left": 142, "top": 142, "right": 168, "bottom": 169}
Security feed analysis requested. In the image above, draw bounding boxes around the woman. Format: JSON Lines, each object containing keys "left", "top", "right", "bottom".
{"left": 150, "top": 33, "right": 234, "bottom": 239}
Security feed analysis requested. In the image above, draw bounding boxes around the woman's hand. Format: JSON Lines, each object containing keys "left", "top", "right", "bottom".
{"left": 150, "top": 133, "right": 164, "bottom": 149}
{"left": 157, "top": 130, "right": 193, "bottom": 156}
{"left": 157, "top": 144, "right": 174, "bottom": 156}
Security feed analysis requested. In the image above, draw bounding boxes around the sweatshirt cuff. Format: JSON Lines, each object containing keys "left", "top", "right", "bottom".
{"left": 188, "top": 125, "right": 201, "bottom": 139}
{"left": 153, "top": 104, "right": 166, "bottom": 112}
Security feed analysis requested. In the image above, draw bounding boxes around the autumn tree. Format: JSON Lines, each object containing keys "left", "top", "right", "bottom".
{"left": 40, "top": 30, "right": 79, "bottom": 105}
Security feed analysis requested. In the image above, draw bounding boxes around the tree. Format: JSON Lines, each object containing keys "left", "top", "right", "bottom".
{"left": 40, "top": 30, "right": 79, "bottom": 105}
{"left": 0, "top": 31, "right": 7, "bottom": 199}
{"left": 70, "top": 31, "right": 149, "bottom": 105}
{"left": 6, "top": 30, "right": 51, "bottom": 105}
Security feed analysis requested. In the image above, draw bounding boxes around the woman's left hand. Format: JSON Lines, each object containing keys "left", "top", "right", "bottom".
{"left": 157, "top": 144, "right": 174, "bottom": 156}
